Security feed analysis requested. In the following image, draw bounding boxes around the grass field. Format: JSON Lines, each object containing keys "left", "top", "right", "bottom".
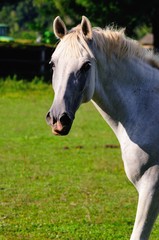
{"left": 0, "top": 78, "right": 159, "bottom": 240}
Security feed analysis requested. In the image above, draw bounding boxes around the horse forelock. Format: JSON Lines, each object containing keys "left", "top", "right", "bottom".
{"left": 54, "top": 25, "right": 94, "bottom": 59}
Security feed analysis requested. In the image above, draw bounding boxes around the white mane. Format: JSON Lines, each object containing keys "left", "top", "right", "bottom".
{"left": 54, "top": 24, "right": 159, "bottom": 69}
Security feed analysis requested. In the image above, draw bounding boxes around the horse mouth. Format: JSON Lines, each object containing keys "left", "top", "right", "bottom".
{"left": 46, "top": 111, "right": 73, "bottom": 136}
{"left": 51, "top": 121, "right": 72, "bottom": 136}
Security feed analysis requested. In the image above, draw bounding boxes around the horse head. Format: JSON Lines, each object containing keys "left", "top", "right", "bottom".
{"left": 46, "top": 16, "right": 96, "bottom": 135}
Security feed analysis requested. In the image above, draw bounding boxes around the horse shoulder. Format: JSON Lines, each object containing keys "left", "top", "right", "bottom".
{"left": 116, "top": 123, "right": 156, "bottom": 187}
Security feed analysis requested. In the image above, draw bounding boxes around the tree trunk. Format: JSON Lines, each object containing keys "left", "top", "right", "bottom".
{"left": 152, "top": 9, "right": 159, "bottom": 53}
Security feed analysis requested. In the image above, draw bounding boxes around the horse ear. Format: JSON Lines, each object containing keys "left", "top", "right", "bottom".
{"left": 53, "top": 16, "right": 67, "bottom": 39}
{"left": 81, "top": 16, "right": 92, "bottom": 40}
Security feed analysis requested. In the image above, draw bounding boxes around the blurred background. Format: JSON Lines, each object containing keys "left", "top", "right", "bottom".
{"left": 1, "top": 2, "right": 159, "bottom": 239}
{"left": 0, "top": 0, "right": 159, "bottom": 80}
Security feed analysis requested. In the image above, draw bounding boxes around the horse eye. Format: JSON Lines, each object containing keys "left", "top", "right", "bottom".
{"left": 49, "top": 61, "right": 55, "bottom": 69}
{"left": 81, "top": 61, "right": 91, "bottom": 72}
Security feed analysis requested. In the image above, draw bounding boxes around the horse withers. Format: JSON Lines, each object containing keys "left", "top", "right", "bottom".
{"left": 46, "top": 16, "right": 159, "bottom": 240}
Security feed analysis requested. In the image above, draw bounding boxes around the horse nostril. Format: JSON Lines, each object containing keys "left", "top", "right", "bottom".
{"left": 46, "top": 111, "right": 57, "bottom": 125}
{"left": 60, "top": 113, "right": 72, "bottom": 126}
{"left": 46, "top": 111, "right": 51, "bottom": 124}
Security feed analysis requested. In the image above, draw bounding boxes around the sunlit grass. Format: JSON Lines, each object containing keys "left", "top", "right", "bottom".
{"left": 0, "top": 78, "right": 159, "bottom": 239}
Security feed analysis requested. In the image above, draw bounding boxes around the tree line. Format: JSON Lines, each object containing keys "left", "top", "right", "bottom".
{"left": 0, "top": 0, "right": 159, "bottom": 50}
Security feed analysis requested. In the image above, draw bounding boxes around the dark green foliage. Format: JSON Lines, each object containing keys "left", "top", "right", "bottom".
{"left": 0, "top": 1, "right": 159, "bottom": 48}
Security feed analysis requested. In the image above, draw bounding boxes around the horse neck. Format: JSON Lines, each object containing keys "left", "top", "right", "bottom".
{"left": 92, "top": 53, "right": 153, "bottom": 134}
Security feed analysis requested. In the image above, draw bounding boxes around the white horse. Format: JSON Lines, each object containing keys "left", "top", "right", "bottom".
{"left": 46, "top": 16, "right": 159, "bottom": 240}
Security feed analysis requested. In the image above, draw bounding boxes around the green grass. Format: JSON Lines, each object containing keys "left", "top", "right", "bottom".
{"left": 0, "top": 78, "right": 159, "bottom": 239}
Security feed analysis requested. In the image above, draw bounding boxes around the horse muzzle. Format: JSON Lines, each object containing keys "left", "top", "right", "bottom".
{"left": 46, "top": 112, "right": 73, "bottom": 136}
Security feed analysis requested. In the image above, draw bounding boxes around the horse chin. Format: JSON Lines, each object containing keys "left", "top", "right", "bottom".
{"left": 52, "top": 128, "right": 71, "bottom": 136}
{"left": 51, "top": 121, "right": 72, "bottom": 136}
